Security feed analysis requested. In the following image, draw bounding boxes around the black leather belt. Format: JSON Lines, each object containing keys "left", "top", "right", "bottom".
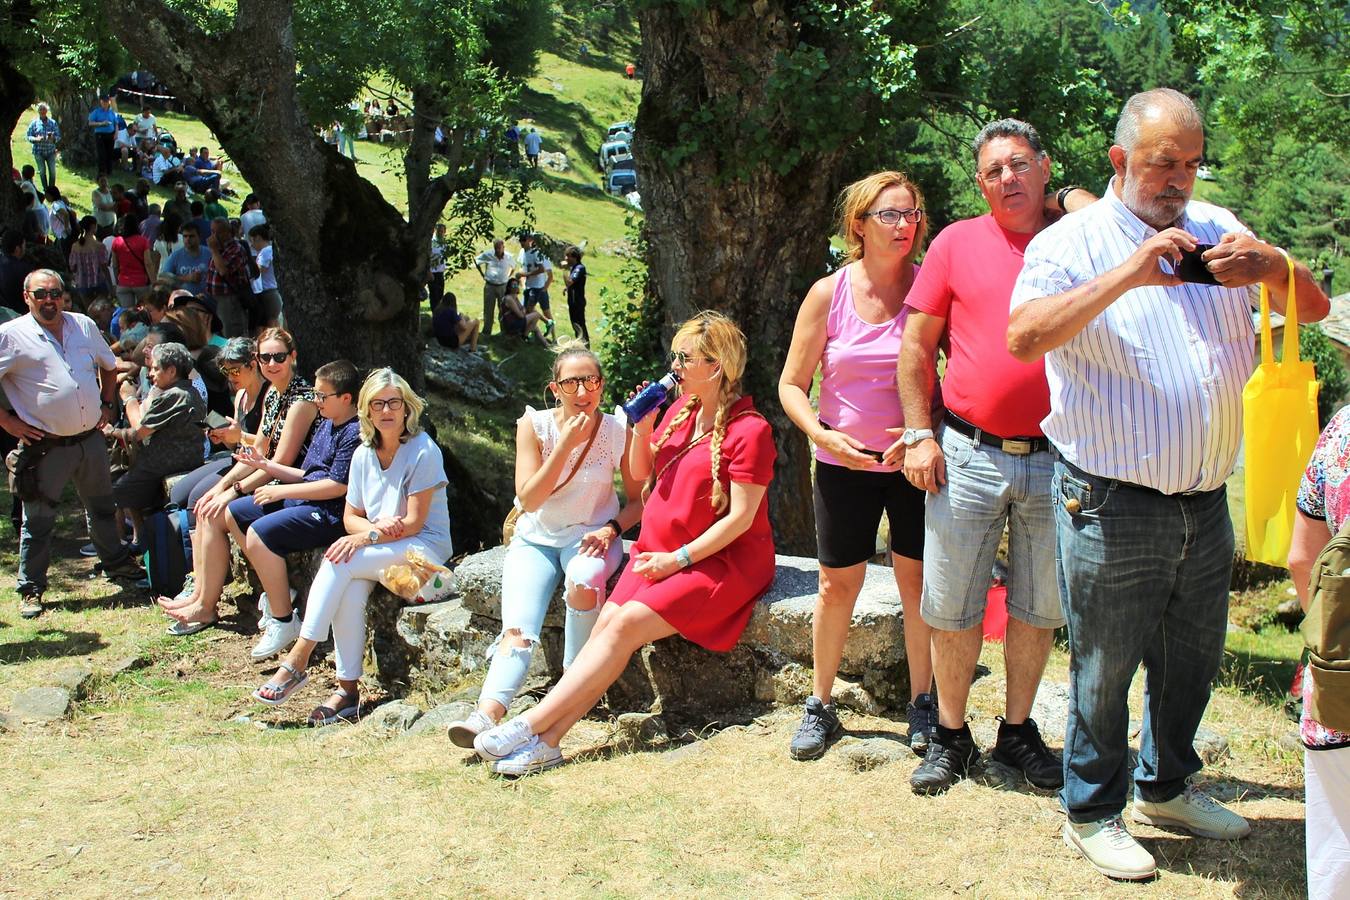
{"left": 944, "top": 412, "right": 1048, "bottom": 456}
{"left": 48, "top": 428, "right": 99, "bottom": 447}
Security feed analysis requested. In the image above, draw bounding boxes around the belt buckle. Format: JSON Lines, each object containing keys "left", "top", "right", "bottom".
{"left": 1001, "top": 439, "right": 1032, "bottom": 456}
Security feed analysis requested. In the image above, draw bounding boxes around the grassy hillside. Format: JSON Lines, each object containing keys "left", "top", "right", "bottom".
{"left": 9, "top": 44, "right": 643, "bottom": 515}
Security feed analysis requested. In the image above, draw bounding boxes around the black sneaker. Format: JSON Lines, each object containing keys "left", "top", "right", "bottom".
{"left": 100, "top": 557, "right": 147, "bottom": 582}
{"left": 910, "top": 723, "right": 980, "bottom": 794}
{"left": 788, "top": 696, "right": 840, "bottom": 761}
{"left": 906, "top": 692, "right": 938, "bottom": 756}
{"left": 991, "top": 716, "right": 1063, "bottom": 789}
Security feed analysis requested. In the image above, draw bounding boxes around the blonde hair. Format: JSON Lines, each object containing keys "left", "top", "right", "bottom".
{"left": 357, "top": 368, "right": 426, "bottom": 447}
{"left": 649, "top": 311, "right": 747, "bottom": 514}
{"left": 835, "top": 170, "right": 928, "bottom": 265}
{"left": 550, "top": 337, "right": 601, "bottom": 382}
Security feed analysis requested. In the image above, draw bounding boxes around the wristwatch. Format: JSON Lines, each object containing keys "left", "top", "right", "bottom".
{"left": 901, "top": 428, "right": 935, "bottom": 447}
{"left": 367, "top": 529, "right": 380, "bottom": 545}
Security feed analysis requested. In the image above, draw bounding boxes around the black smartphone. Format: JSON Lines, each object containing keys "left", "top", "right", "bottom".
{"left": 1176, "top": 243, "right": 1219, "bottom": 285}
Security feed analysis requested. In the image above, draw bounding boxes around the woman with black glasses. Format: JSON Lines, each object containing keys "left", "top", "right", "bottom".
{"left": 160, "top": 327, "right": 318, "bottom": 636}
{"left": 778, "top": 171, "right": 941, "bottom": 762}
{"left": 446, "top": 340, "right": 645, "bottom": 747}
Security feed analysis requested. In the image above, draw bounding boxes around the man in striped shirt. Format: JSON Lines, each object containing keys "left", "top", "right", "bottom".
{"left": 1008, "top": 88, "right": 1329, "bottom": 881}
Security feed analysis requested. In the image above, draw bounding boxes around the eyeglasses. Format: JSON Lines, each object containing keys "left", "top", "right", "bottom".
{"left": 977, "top": 158, "right": 1035, "bottom": 183}
{"left": 369, "top": 398, "right": 405, "bottom": 412}
{"left": 861, "top": 208, "right": 923, "bottom": 226}
{"left": 27, "top": 288, "right": 61, "bottom": 300}
{"left": 309, "top": 390, "right": 337, "bottom": 403}
{"left": 669, "top": 351, "right": 714, "bottom": 367}
{"left": 554, "top": 374, "right": 602, "bottom": 394}
{"left": 256, "top": 351, "right": 290, "bottom": 365}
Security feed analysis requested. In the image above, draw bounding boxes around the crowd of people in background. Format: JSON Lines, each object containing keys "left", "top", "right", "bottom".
{"left": 3, "top": 85, "right": 1345, "bottom": 893}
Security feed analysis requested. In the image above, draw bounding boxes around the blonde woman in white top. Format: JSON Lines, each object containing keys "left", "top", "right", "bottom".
{"left": 448, "top": 340, "right": 644, "bottom": 747}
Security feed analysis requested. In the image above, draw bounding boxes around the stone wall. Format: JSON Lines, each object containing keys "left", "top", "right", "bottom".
{"left": 387, "top": 545, "right": 910, "bottom": 730}
{"left": 259, "top": 544, "right": 909, "bottom": 730}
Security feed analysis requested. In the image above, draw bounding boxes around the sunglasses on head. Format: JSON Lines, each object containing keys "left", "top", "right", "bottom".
{"left": 256, "top": 351, "right": 289, "bottom": 365}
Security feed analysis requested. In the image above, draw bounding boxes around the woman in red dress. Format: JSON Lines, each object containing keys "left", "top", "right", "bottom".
{"left": 472, "top": 311, "right": 777, "bottom": 774}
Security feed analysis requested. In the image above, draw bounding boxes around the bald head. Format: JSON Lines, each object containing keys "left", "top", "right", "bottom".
{"left": 1114, "top": 89, "right": 1203, "bottom": 152}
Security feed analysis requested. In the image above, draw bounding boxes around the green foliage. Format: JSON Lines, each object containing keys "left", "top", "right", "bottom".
{"left": 2, "top": 0, "right": 128, "bottom": 95}
{"left": 597, "top": 214, "right": 665, "bottom": 405}
{"left": 1300, "top": 324, "right": 1350, "bottom": 426}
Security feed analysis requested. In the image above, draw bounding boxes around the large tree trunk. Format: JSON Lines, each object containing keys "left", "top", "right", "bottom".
{"left": 0, "top": 38, "right": 36, "bottom": 230}
{"left": 109, "top": 0, "right": 423, "bottom": 379}
{"left": 52, "top": 89, "right": 98, "bottom": 172}
{"left": 636, "top": 4, "right": 854, "bottom": 555}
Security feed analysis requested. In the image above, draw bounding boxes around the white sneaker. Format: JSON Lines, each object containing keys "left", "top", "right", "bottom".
{"left": 447, "top": 709, "right": 496, "bottom": 749}
{"left": 473, "top": 715, "right": 534, "bottom": 761}
{"left": 250, "top": 613, "right": 301, "bottom": 660}
{"left": 490, "top": 735, "right": 563, "bottom": 775}
{"left": 1063, "top": 816, "right": 1157, "bottom": 881}
{"left": 1132, "top": 784, "right": 1251, "bottom": 840}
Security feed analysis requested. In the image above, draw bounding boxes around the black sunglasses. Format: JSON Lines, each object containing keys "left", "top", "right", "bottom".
{"left": 256, "top": 351, "right": 290, "bottom": 365}
{"left": 27, "top": 288, "right": 61, "bottom": 300}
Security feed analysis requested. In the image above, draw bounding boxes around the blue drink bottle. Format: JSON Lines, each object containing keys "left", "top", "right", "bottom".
{"left": 622, "top": 372, "right": 681, "bottom": 424}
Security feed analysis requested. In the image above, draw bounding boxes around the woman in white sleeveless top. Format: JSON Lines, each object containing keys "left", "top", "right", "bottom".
{"left": 448, "top": 340, "right": 645, "bottom": 747}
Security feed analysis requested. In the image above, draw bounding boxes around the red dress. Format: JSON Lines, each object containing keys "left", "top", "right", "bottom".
{"left": 611, "top": 395, "right": 777, "bottom": 651}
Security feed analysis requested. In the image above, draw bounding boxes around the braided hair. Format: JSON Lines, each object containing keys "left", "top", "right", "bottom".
{"left": 647, "top": 311, "right": 748, "bottom": 513}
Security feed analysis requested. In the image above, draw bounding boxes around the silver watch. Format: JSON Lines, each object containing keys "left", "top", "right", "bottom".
{"left": 367, "top": 529, "right": 380, "bottom": 545}
{"left": 901, "top": 428, "right": 935, "bottom": 447}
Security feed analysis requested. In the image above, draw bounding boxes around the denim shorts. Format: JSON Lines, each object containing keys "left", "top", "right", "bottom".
{"left": 524, "top": 287, "right": 550, "bottom": 311}
{"left": 919, "top": 422, "right": 1064, "bottom": 631}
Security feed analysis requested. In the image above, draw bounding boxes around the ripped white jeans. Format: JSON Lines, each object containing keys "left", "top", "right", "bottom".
{"left": 477, "top": 534, "right": 624, "bottom": 711}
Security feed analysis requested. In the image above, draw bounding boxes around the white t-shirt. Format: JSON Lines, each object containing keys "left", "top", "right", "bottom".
{"left": 251, "top": 244, "right": 277, "bottom": 293}
{"left": 513, "top": 408, "right": 623, "bottom": 548}
{"left": 133, "top": 114, "right": 156, "bottom": 137}
{"left": 239, "top": 209, "right": 267, "bottom": 237}
{"left": 429, "top": 238, "right": 446, "bottom": 275}
{"left": 46, "top": 200, "right": 70, "bottom": 240}
{"left": 346, "top": 431, "right": 453, "bottom": 561}
{"left": 520, "top": 248, "right": 551, "bottom": 290}
{"left": 153, "top": 236, "right": 184, "bottom": 261}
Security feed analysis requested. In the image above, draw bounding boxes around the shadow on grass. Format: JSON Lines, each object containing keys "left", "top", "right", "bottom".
{"left": 0, "top": 628, "right": 108, "bottom": 663}
{"left": 1139, "top": 819, "right": 1305, "bottom": 896}
{"left": 1219, "top": 641, "right": 1300, "bottom": 710}
{"left": 518, "top": 86, "right": 610, "bottom": 170}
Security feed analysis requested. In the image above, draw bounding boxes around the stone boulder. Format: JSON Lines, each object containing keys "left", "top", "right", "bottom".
{"left": 539, "top": 151, "right": 569, "bottom": 172}
{"left": 422, "top": 346, "right": 512, "bottom": 407}
{"left": 10, "top": 687, "right": 72, "bottom": 722}
{"left": 395, "top": 545, "right": 909, "bottom": 730}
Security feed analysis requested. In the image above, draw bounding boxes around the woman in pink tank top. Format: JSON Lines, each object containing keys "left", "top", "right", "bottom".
{"left": 778, "top": 170, "right": 942, "bottom": 761}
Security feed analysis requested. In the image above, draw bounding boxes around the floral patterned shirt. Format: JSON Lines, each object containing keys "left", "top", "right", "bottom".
{"left": 1295, "top": 403, "right": 1350, "bottom": 750}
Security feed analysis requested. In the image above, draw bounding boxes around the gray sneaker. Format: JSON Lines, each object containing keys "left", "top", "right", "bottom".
{"left": 906, "top": 692, "right": 938, "bottom": 755}
{"left": 789, "top": 696, "right": 841, "bottom": 761}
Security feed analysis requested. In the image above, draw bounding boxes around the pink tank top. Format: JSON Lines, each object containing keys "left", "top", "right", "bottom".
{"left": 816, "top": 263, "right": 928, "bottom": 473}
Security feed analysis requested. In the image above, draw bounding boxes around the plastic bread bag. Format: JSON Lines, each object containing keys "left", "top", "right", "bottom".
{"left": 378, "top": 546, "right": 455, "bottom": 603}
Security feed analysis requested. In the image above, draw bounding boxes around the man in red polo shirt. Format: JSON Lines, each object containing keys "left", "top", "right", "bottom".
{"left": 898, "top": 118, "right": 1093, "bottom": 794}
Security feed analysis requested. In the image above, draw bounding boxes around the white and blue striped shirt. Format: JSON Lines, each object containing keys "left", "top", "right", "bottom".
{"left": 1010, "top": 180, "right": 1257, "bottom": 494}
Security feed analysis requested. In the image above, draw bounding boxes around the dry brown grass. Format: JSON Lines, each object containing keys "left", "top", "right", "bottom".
{"left": 0, "top": 520, "right": 1307, "bottom": 898}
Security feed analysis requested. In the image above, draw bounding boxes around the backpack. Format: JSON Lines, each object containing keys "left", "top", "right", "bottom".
{"left": 1303, "top": 520, "right": 1350, "bottom": 732}
{"left": 143, "top": 507, "right": 193, "bottom": 598}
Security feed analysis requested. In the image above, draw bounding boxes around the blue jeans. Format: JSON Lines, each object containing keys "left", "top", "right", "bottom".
{"left": 33, "top": 151, "right": 57, "bottom": 192}
{"left": 477, "top": 535, "right": 623, "bottom": 710}
{"left": 1054, "top": 459, "right": 1233, "bottom": 823}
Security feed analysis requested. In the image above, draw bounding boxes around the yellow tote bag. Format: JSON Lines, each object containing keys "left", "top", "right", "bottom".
{"left": 1243, "top": 254, "right": 1319, "bottom": 565}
